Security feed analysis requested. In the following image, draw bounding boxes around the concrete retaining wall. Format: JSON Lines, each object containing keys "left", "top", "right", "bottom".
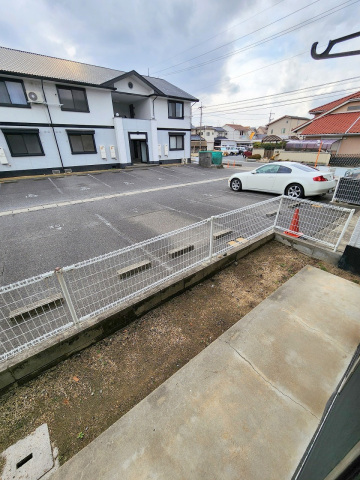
{"left": 274, "top": 150, "right": 331, "bottom": 165}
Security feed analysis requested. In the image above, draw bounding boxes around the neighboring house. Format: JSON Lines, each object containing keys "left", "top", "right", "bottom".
{"left": 190, "top": 134, "right": 205, "bottom": 153}
{"left": 267, "top": 115, "right": 309, "bottom": 137}
{"left": 222, "top": 124, "right": 253, "bottom": 145}
{"left": 191, "top": 125, "right": 227, "bottom": 150}
{"left": 292, "top": 91, "right": 360, "bottom": 155}
{"left": 0, "top": 46, "right": 198, "bottom": 177}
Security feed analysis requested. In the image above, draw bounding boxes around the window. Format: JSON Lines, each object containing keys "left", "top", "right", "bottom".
{"left": 0, "top": 78, "right": 28, "bottom": 107}
{"left": 169, "top": 133, "right": 184, "bottom": 150}
{"left": 278, "top": 166, "right": 292, "bottom": 173}
{"left": 256, "top": 165, "right": 280, "bottom": 174}
{"left": 2, "top": 129, "right": 44, "bottom": 156}
{"left": 67, "top": 130, "right": 96, "bottom": 154}
{"left": 271, "top": 129, "right": 273, "bottom": 134}
{"left": 281, "top": 128, "right": 286, "bottom": 133}
{"left": 206, "top": 132, "right": 210, "bottom": 136}
{"left": 57, "top": 85, "right": 89, "bottom": 112}
{"left": 347, "top": 105, "right": 360, "bottom": 111}
{"left": 168, "top": 100, "right": 184, "bottom": 119}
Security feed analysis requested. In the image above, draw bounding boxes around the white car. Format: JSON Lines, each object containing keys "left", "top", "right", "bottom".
{"left": 228, "top": 162, "right": 336, "bottom": 198}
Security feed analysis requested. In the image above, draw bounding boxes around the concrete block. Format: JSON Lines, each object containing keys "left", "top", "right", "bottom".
{"left": 213, "top": 229, "right": 232, "bottom": 240}
{"left": 117, "top": 260, "right": 152, "bottom": 279}
{"left": 1, "top": 424, "right": 54, "bottom": 480}
{"left": 9, "top": 294, "right": 63, "bottom": 321}
{"left": 168, "top": 244, "right": 194, "bottom": 258}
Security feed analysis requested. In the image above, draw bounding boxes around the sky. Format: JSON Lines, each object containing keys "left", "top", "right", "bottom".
{"left": 0, "top": 0, "right": 360, "bottom": 128}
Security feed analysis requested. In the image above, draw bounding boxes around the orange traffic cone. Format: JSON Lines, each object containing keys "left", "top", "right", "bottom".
{"left": 233, "top": 158, "right": 235, "bottom": 167}
{"left": 284, "top": 208, "right": 303, "bottom": 237}
{"left": 227, "top": 159, "right": 230, "bottom": 168}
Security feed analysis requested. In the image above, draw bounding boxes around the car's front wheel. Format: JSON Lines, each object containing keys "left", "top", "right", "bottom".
{"left": 230, "top": 178, "right": 242, "bottom": 192}
{"left": 285, "top": 183, "right": 304, "bottom": 198}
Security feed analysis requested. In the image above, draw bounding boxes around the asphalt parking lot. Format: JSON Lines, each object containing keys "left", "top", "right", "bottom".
{"left": 0, "top": 162, "right": 334, "bottom": 285}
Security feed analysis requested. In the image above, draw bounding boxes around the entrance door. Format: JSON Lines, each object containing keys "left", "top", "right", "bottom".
{"left": 130, "top": 139, "right": 148, "bottom": 163}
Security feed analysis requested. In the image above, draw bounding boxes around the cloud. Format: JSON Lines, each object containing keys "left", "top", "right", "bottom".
{"left": 0, "top": 0, "right": 359, "bottom": 127}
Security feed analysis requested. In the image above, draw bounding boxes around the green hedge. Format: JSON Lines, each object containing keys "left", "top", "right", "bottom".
{"left": 249, "top": 154, "right": 261, "bottom": 159}
{"left": 253, "top": 141, "right": 286, "bottom": 150}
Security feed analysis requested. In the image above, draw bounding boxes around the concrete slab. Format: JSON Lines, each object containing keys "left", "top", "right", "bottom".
{"left": 49, "top": 266, "right": 360, "bottom": 480}
{"left": 1, "top": 424, "right": 54, "bottom": 480}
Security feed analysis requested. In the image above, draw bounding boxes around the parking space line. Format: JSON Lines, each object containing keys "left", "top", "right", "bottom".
{"left": 48, "top": 178, "right": 63, "bottom": 194}
{"left": 0, "top": 177, "right": 228, "bottom": 217}
{"left": 156, "top": 203, "right": 204, "bottom": 221}
{"left": 88, "top": 174, "right": 112, "bottom": 188}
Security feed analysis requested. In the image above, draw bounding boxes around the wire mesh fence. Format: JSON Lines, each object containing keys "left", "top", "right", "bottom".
{"left": 62, "top": 220, "right": 212, "bottom": 321}
{"left": 332, "top": 177, "right": 360, "bottom": 206}
{"left": 274, "top": 196, "right": 354, "bottom": 250}
{"left": 0, "top": 273, "right": 73, "bottom": 362}
{"left": 329, "top": 154, "right": 360, "bottom": 167}
{"left": 0, "top": 196, "right": 355, "bottom": 363}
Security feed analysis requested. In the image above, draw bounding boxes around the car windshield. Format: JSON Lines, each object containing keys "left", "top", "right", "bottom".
{"left": 293, "top": 164, "right": 319, "bottom": 172}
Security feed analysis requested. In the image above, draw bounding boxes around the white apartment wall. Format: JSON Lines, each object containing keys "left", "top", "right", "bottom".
{"left": 134, "top": 98, "right": 152, "bottom": 120}
{"left": 154, "top": 97, "right": 192, "bottom": 129}
{"left": 157, "top": 130, "right": 190, "bottom": 161}
{"left": 113, "top": 76, "right": 154, "bottom": 97}
{"left": 0, "top": 127, "right": 62, "bottom": 173}
{"left": 114, "top": 118, "right": 156, "bottom": 165}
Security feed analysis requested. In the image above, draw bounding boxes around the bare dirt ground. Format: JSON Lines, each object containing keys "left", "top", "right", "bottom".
{"left": 0, "top": 240, "right": 359, "bottom": 467}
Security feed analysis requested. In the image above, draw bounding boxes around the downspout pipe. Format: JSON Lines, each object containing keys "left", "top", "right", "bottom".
{"left": 152, "top": 95, "right": 158, "bottom": 119}
{"left": 41, "top": 79, "right": 64, "bottom": 170}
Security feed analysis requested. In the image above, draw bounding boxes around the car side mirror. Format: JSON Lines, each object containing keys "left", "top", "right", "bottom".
{"left": 251, "top": 171, "right": 257, "bottom": 174}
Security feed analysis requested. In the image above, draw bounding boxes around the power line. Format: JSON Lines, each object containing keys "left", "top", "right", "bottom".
{"left": 202, "top": 76, "right": 360, "bottom": 110}
{"left": 153, "top": 0, "right": 322, "bottom": 75}
{"left": 202, "top": 87, "right": 360, "bottom": 116}
{"left": 161, "top": 0, "right": 359, "bottom": 77}
{"left": 148, "top": 0, "right": 286, "bottom": 71}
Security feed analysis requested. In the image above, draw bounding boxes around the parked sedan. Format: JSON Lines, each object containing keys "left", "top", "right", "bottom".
{"left": 228, "top": 162, "right": 336, "bottom": 198}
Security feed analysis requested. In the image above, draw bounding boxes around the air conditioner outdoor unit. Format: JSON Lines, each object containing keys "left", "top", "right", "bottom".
{"left": 26, "top": 90, "right": 45, "bottom": 103}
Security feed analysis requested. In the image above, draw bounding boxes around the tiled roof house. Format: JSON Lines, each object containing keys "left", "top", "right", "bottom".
{"left": 292, "top": 91, "right": 360, "bottom": 155}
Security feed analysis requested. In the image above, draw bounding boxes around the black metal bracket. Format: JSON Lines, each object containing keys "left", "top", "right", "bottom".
{"left": 311, "top": 31, "right": 360, "bottom": 60}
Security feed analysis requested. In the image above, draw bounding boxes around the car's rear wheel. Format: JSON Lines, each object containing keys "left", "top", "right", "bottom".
{"left": 230, "top": 178, "right": 242, "bottom": 192}
{"left": 285, "top": 183, "right": 304, "bottom": 198}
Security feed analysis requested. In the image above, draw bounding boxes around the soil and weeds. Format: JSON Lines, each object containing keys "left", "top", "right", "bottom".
{"left": 0, "top": 241, "right": 359, "bottom": 466}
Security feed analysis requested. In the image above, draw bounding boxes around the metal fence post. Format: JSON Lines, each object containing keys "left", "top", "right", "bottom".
{"left": 209, "top": 216, "right": 215, "bottom": 260}
{"left": 273, "top": 196, "right": 284, "bottom": 231}
{"left": 333, "top": 209, "right": 355, "bottom": 252}
{"left": 331, "top": 178, "right": 341, "bottom": 203}
{"left": 55, "top": 267, "right": 79, "bottom": 325}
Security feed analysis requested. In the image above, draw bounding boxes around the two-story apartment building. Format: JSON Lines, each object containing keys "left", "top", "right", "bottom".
{"left": 266, "top": 115, "right": 309, "bottom": 138}
{"left": 0, "top": 46, "right": 198, "bottom": 177}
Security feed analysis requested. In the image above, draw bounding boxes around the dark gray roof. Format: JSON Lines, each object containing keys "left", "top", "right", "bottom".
{"left": 214, "top": 127, "right": 226, "bottom": 132}
{"left": 0, "top": 46, "right": 198, "bottom": 101}
{"left": 143, "top": 75, "right": 198, "bottom": 101}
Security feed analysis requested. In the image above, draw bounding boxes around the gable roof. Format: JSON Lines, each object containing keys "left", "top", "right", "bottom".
{"left": 267, "top": 115, "right": 309, "bottom": 126}
{"left": 309, "top": 91, "right": 360, "bottom": 114}
{"left": 299, "top": 112, "right": 360, "bottom": 135}
{"left": 0, "top": 45, "right": 198, "bottom": 101}
{"left": 224, "top": 124, "right": 250, "bottom": 131}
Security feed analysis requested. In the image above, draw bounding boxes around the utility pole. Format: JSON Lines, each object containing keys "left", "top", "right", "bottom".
{"left": 199, "top": 103, "right": 203, "bottom": 152}
{"left": 268, "top": 111, "right": 274, "bottom": 124}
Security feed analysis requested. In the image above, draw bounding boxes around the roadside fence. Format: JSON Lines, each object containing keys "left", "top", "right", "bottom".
{"left": 332, "top": 176, "right": 360, "bottom": 206}
{"left": 0, "top": 196, "right": 354, "bottom": 363}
